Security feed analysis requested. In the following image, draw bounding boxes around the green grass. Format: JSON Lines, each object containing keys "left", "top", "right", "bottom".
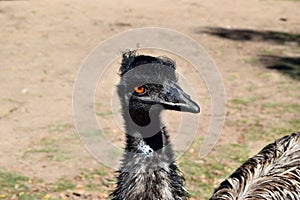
{"left": 218, "top": 46, "right": 225, "bottom": 55}
{"left": 0, "top": 167, "right": 112, "bottom": 199}
{"left": 277, "top": 80, "right": 298, "bottom": 94}
{"left": 52, "top": 179, "right": 76, "bottom": 192}
{"left": 82, "top": 168, "right": 108, "bottom": 181}
{"left": 25, "top": 147, "right": 58, "bottom": 154}
{"left": 288, "top": 119, "right": 300, "bottom": 128}
{"left": 261, "top": 102, "right": 300, "bottom": 114}
{"left": 292, "top": 45, "right": 300, "bottom": 51}
{"left": 23, "top": 137, "right": 71, "bottom": 162}
{"left": 284, "top": 104, "right": 300, "bottom": 113}
{"left": 219, "top": 143, "right": 250, "bottom": 164}
{"left": 228, "top": 73, "right": 239, "bottom": 81}
{"left": 244, "top": 57, "right": 258, "bottom": 64}
{"left": 24, "top": 147, "right": 70, "bottom": 162}
{"left": 24, "top": 137, "right": 58, "bottom": 155}
{"left": 40, "top": 138, "right": 56, "bottom": 146}
{"left": 262, "top": 102, "right": 281, "bottom": 108}
{"left": 259, "top": 72, "right": 274, "bottom": 80}
{"left": 48, "top": 121, "right": 72, "bottom": 133}
{"left": 244, "top": 123, "right": 264, "bottom": 141}
{"left": 177, "top": 140, "right": 251, "bottom": 199}
{"left": 81, "top": 166, "right": 112, "bottom": 191}
{"left": 230, "top": 96, "right": 259, "bottom": 106}
{"left": 0, "top": 171, "right": 29, "bottom": 191}
{"left": 260, "top": 49, "right": 276, "bottom": 55}
{"left": 246, "top": 83, "right": 258, "bottom": 92}
{"left": 243, "top": 118, "right": 299, "bottom": 142}
{"left": 96, "top": 111, "right": 114, "bottom": 116}
{"left": 0, "top": 172, "right": 47, "bottom": 200}
{"left": 49, "top": 155, "right": 71, "bottom": 162}
{"left": 85, "top": 183, "right": 99, "bottom": 191}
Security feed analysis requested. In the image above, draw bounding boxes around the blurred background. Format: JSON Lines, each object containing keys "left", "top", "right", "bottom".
{"left": 0, "top": 0, "right": 299, "bottom": 199}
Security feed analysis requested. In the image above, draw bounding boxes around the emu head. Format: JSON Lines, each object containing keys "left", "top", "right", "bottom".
{"left": 117, "top": 51, "right": 200, "bottom": 127}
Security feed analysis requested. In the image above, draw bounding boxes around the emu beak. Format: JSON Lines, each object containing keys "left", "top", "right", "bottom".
{"left": 158, "top": 84, "right": 200, "bottom": 113}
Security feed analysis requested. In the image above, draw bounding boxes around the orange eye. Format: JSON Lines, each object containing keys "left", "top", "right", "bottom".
{"left": 134, "top": 86, "right": 145, "bottom": 94}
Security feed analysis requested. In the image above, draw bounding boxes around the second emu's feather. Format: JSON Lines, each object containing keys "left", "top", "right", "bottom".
{"left": 210, "top": 132, "right": 300, "bottom": 199}
{"left": 110, "top": 51, "right": 200, "bottom": 200}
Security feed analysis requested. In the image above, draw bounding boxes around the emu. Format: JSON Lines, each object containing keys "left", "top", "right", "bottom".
{"left": 110, "top": 50, "right": 300, "bottom": 200}
{"left": 210, "top": 132, "right": 300, "bottom": 199}
{"left": 110, "top": 51, "right": 199, "bottom": 200}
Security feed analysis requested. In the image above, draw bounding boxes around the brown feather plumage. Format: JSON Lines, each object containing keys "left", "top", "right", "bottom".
{"left": 210, "top": 132, "right": 300, "bottom": 200}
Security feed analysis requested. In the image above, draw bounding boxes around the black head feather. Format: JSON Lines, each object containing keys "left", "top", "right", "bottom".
{"left": 119, "top": 50, "right": 176, "bottom": 77}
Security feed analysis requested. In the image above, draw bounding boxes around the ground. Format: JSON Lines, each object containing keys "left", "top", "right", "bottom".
{"left": 0, "top": 0, "right": 299, "bottom": 199}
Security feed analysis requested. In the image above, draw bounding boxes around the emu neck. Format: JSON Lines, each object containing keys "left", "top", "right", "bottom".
{"left": 126, "top": 107, "right": 167, "bottom": 152}
{"left": 112, "top": 101, "right": 189, "bottom": 199}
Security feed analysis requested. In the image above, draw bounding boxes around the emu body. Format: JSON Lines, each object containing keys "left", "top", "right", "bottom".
{"left": 210, "top": 132, "right": 300, "bottom": 200}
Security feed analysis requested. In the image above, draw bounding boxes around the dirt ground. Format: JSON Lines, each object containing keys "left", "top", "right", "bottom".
{"left": 0, "top": 0, "right": 299, "bottom": 199}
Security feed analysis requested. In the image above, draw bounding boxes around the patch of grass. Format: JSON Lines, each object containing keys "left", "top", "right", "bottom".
{"left": 276, "top": 80, "right": 297, "bottom": 94}
{"left": 244, "top": 123, "right": 265, "bottom": 141}
{"left": 288, "top": 119, "right": 300, "bottom": 130}
{"left": 2, "top": 98, "right": 14, "bottom": 102}
{"left": 96, "top": 111, "right": 114, "bottom": 116}
{"left": 246, "top": 83, "right": 258, "bottom": 92}
{"left": 219, "top": 143, "right": 250, "bottom": 164}
{"left": 25, "top": 147, "right": 58, "bottom": 154}
{"left": 292, "top": 45, "right": 300, "bottom": 51}
{"left": 0, "top": 171, "right": 29, "bottom": 191}
{"left": 244, "top": 57, "right": 258, "bottom": 64}
{"left": 283, "top": 104, "right": 300, "bottom": 113}
{"left": 180, "top": 157, "right": 220, "bottom": 199}
{"left": 259, "top": 72, "right": 274, "bottom": 80}
{"left": 85, "top": 183, "right": 100, "bottom": 191}
{"left": 260, "top": 49, "right": 276, "bottom": 55}
{"left": 24, "top": 138, "right": 58, "bottom": 155}
{"left": 12, "top": 193, "right": 48, "bottom": 200}
{"left": 262, "top": 127, "right": 296, "bottom": 141}
{"left": 228, "top": 73, "right": 239, "bottom": 81}
{"left": 40, "top": 138, "right": 56, "bottom": 146}
{"left": 0, "top": 169, "right": 114, "bottom": 199}
{"left": 242, "top": 112, "right": 299, "bottom": 143}
{"left": 261, "top": 102, "right": 300, "bottom": 114}
{"left": 231, "top": 96, "right": 259, "bottom": 106}
{"left": 48, "top": 121, "right": 72, "bottom": 133}
{"left": 82, "top": 166, "right": 109, "bottom": 182}
{"left": 23, "top": 137, "right": 71, "bottom": 162}
{"left": 52, "top": 179, "right": 75, "bottom": 192}
{"left": 24, "top": 147, "right": 71, "bottom": 162}
{"left": 218, "top": 46, "right": 225, "bottom": 55}
{"left": 95, "top": 102, "right": 103, "bottom": 108}
{"left": 178, "top": 138, "right": 250, "bottom": 198}
{"left": 240, "top": 119, "right": 249, "bottom": 124}
{"left": 49, "top": 155, "right": 70, "bottom": 162}
{"left": 262, "top": 102, "right": 281, "bottom": 108}
{"left": 80, "top": 166, "right": 112, "bottom": 192}
{"left": 0, "top": 172, "right": 47, "bottom": 199}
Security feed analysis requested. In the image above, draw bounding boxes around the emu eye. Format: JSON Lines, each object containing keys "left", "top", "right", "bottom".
{"left": 134, "top": 86, "right": 146, "bottom": 94}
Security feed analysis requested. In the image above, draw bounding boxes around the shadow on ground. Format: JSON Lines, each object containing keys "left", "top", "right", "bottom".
{"left": 199, "top": 27, "right": 300, "bottom": 45}
{"left": 259, "top": 55, "right": 300, "bottom": 80}
{"left": 198, "top": 27, "right": 300, "bottom": 80}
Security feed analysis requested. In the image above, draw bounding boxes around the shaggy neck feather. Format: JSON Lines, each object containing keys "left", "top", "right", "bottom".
{"left": 110, "top": 104, "right": 189, "bottom": 200}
